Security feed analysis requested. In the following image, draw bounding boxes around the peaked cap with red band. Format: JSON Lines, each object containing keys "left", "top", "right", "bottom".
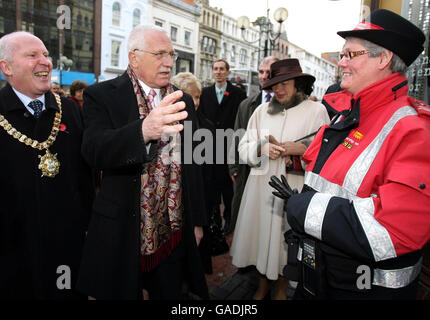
{"left": 337, "top": 9, "right": 425, "bottom": 66}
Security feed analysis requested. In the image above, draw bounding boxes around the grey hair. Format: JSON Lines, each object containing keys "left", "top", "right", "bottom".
{"left": 358, "top": 38, "right": 408, "bottom": 74}
{"left": 127, "top": 24, "right": 167, "bottom": 52}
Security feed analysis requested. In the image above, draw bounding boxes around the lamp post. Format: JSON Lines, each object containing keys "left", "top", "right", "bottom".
{"left": 57, "top": 55, "right": 73, "bottom": 87}
{"left": 237, "top": 6, "right": 288, "bottom": 63}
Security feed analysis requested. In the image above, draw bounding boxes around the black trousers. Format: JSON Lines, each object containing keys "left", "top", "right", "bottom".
{"left": 214, "top": 164, "right": 233, "bottom": 224}
{"left": 141, "top": 241, "right": 185, "bottom": 300}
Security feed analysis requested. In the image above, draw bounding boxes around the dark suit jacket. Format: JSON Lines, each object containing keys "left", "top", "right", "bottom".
{"left": 0, "top": 84, "right": 93, "bottom": 299}
{"left": 199, "top": 81, "right": 247, "bottom": 131}
{"left": 199, "top": 81, "right": 246, "bottom": 166}
{"left": 76, "top": 72, "right": 208, "bottom": 299}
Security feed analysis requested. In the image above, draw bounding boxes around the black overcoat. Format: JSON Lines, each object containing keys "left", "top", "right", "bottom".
{"left": 0, "top": 84, "right": 93, "bottom": 299}
{"left": 76, "top": 72, "right": 208, "bottom": 299}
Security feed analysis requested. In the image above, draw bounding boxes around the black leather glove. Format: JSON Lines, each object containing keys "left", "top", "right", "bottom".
{"left": 269, "top": 174, "right": 298, "bottom": 201}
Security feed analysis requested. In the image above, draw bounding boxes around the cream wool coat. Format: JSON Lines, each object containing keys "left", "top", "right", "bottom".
{"left": 230, "top": 98, "right": 330, "bottom": 280}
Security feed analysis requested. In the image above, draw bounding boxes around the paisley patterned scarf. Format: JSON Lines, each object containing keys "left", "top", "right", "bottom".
{"left": 127, "top": 65, "right": 183, "bottom": 272}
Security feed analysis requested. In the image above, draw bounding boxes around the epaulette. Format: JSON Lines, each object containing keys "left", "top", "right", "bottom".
{"left": 408, "top": 97, "right": 430, "bottom": 117}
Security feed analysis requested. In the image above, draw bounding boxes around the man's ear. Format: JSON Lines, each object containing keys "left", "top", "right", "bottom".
{"left": 128, "top": 51, "right": 138, "bottom": 69}
{"left": 378, "top": 50, "right": 394, "bottom": 71}
{"left": 0, "top": 60, "right": 12, "bottom": 77}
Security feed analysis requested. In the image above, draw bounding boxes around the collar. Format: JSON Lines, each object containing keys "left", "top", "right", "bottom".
{"left": 138, "top": 80, "right": 161, "bottom": 98}
{"left": 267, "top": 92, "right": 307, "bottom": 115}
{"left": 261, "top": 90, "right": 273, "bottom": 104}
{"left": 215, "top": 83, "right": 227, "bottom": 93}
{"left": 327, "top": 73, "right": 409, "bottom": 119}
{"left": 12, "top": 87, "right": 46, "bottom": 115}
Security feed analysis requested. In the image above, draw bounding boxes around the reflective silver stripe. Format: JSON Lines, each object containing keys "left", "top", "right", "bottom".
{"left": 304, "top": 193, "right": 332, "bottom": 240}
{"left": 305, "top": 171, "right": 355, "bottom": 200}
{"left": 353, "top": 198, "right": 396, "bottom": 261}
{"left": 305, "top": 106, "right": 418, "bottom": 261}
{"left": 373, "top": 257, "right": 422, "bottom": 289}
{"left": 343, "top": 106, "right": 418, "bottom": 195}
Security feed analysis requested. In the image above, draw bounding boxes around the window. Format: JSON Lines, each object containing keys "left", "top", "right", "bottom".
{"left": 112, "top": 2, "right": 121, "bottom": 26}
{"left": 133, "top": 8, "right": 141, "bottom": 27}
{"left": 231, "top": 45, "right": 236, "bottom": 62}
{"left": 184, "top": 31, "right": 191, "bottom": 46}
{"left": 111, "top": 40, "right": 121, "bottom": 67}
{"left": 221, "top": 42, "right": 227, "bottom": 59}
{"left": 239, "top": 49, "right": 247, "bottom": 64}
{"left": 155, "top": 21, "right": 163, "bottom": 27}
{"left": 171, "top": 26, "right": 178, "bottom": 42}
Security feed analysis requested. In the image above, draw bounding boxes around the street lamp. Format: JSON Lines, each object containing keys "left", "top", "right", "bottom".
{"left": 238, "top": 7, "right": 288, "bottom": 62}
{"left": 57, "top": 55, "right": 73, "bottom": 86}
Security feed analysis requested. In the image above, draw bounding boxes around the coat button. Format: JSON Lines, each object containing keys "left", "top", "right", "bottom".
{"left": 419, "top": 183, "right": 426, "bottom": 189}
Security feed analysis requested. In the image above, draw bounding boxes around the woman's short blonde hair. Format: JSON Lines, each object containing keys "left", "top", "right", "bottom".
{"left": 171, "top": 72, "right": 202, "bottom": 95}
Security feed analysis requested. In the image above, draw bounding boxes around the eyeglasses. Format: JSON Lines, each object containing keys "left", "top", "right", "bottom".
{"left": 339, "top": 50, "right": 369, "bottom": 60}
{"left": 133, "top": 49, "right": 178, "bottom": 61}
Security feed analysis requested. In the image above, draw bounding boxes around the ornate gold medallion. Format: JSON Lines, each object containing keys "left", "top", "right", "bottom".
{"left": 38, "top": 149, "right": 60, "bottom": 178}
{"left": 0, "top": 93, "right": 63, "bottom": 178}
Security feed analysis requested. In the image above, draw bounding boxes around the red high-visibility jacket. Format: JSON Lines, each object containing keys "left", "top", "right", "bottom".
{"left": 288, "top": 73, "right": 430, "bottom": 265}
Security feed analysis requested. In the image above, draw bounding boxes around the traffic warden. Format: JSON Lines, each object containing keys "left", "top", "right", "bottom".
{"left": 270, "top": 9, "right": 430, "bottom": 299}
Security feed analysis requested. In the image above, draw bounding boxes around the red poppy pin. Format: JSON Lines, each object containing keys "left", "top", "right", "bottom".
{"left": 59, "top": 123, "right": 68, "bottom": 133}
{"left": 224, "top": 91, "right": 229, "bottom": 96}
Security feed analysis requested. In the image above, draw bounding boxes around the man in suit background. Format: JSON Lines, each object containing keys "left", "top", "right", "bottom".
{"left": 199, "top": 59, "right": 247, "bottom": 232}
{"left": 226, "top": 56, "right": 278, "bottom": 235}
{"left": 0, "top": 31, "right": 93, "bottom": 299}
{"left": 76, "top": 24, "right": 208, "bottom": 300}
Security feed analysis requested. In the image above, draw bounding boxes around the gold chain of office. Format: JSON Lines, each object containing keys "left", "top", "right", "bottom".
{"left": 0, "top": 93, "right": 62, "bottom": 178}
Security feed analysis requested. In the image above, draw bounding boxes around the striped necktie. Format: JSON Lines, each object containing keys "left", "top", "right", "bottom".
{"left": 147, "top": 89, "right": 157, "bottom": 110}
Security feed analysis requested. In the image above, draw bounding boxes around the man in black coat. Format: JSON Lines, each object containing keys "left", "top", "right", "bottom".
{"left": 0, "top": 31, "right": 93, "bottom": 299}
{"left": 199, "top": 59, "right": 246, "bottom": 231}
{"left": 76, "top": 25, "right": 208, "bottom": 300}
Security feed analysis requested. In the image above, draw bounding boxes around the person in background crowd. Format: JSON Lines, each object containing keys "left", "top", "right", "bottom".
{"left": 50, "top": 81, "right": 65, "bottom": 97}
{"left": 0, "top": 31, "right": 93, "bottom": 299}
{"left": 231, "top": 59, "right": 330, "bottom": 300}
{"left": 271, "top": 9, "right": 430, "bottom": 300}
{"left": 199, "top": 59, "right": 247, "bottom": 232}
{"left": 76, "top": 24, "right": 208, "bottom": 300}
{"left": 69, "top": 80, "right": 88, "bottom": 110}
{"left": 171, "top": 71, "right": 214, "bottom": 274}
{"left": 226, "top": 56, "right": 278, "bottom": 236}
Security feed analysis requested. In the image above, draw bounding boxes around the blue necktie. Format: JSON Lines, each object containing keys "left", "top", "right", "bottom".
{"left": 28, "top": 100, "right": 43, "bottom": 119}
{"left": 265, "top": 93, "right": 271, "bottom": 102}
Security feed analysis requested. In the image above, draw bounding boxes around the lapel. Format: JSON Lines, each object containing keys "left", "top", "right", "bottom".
{"left": 0, "top": 84, "right": 58, "bottom": 141}
{"left": 107, "top": 72, "right": 139, "bottom": 128}
{"left": 219, "top": 81, "right": 232, "bottom": 107}
{"left": 0, "top": 83, "right": 28, "bottom": 113}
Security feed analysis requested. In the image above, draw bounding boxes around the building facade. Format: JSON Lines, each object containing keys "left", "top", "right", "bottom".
{"left": 100, "top": 0, "right": 149, "bottom": 81}
{"left": 152, "top": 0, "right": 200, "bottom": 75}
{"left": 287, "top": 42, "right": 337, "bottom": 100}
{"left": 220, "top": 13, "right": 259, "bottom": 71}
{"left": 0, "top": 0, "right": 99, "bottom": 86}
{"left": 196, "top": 0, "right": 222, "bottom": 86}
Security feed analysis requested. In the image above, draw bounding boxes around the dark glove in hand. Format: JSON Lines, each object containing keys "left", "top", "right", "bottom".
{"left": 269, "top": 174, "right": 298, "bottom": 200}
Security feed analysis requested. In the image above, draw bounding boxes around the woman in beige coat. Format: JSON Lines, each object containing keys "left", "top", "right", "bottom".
{"left": 230, "top": 59, "right": 330, "bottom": 300}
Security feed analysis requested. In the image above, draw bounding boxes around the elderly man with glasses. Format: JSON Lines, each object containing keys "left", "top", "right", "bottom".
{"left": 76, "top": 24, "right": 209, "bottom": 300}
{"left": 271, "top": 9, "right": 430, "bottom": 300}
